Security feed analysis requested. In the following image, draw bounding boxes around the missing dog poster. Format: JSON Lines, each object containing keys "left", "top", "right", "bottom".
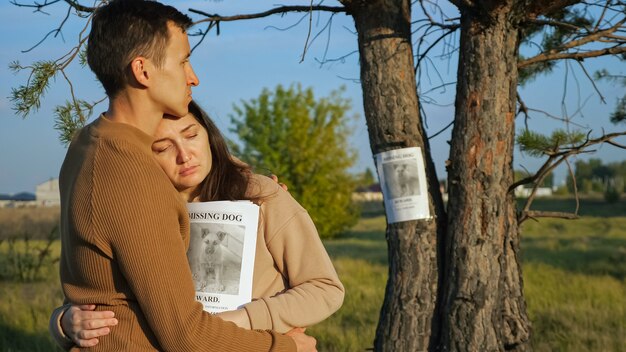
{"left": 375, "top": 147, "right": 430, "bottom": 223}
{"left": 186, "top": 201, "right": 259, "bottom": 314}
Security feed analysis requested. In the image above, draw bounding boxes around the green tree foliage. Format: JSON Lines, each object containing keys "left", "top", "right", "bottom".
{"left": 516, "top": 128, "right": 586, "bottom": 157}
{"left": 230, "top": 84, "right": 359, "bottom": 239}
{"left": 566, "top": 158, "right": 626, "bottom": 197}
{"left": 518, "top": 8, "right": 593, "bottom": 86}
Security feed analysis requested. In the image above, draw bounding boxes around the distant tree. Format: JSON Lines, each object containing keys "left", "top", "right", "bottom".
{"left": 230, "top": 84, "right": 360, "bottom": 239}
{"left": 562, "top": 158, "right": 626, "bottom": 199}
{"left": 356, "top": 167, "right": 377, "bottom": 189}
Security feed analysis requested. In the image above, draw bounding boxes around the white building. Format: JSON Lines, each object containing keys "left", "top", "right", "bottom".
{"left": 36, "top": 178, "right": 60, "bottom": 207}
{"left": 514, "top": 185, "right": 553, "bottom": 198}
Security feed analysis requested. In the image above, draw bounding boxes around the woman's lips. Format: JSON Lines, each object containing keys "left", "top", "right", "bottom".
{"left": 179, "top": 165, "right": 198, "bottom": 176}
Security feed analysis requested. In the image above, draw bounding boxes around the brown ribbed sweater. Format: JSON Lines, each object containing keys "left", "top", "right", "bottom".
{"left": 58, "top": 116, "right": 295, "bottom": 351}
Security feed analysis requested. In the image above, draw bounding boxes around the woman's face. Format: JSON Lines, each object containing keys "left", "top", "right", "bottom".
{"left": 152, "top": 113, "right": 212, "bottom": 199}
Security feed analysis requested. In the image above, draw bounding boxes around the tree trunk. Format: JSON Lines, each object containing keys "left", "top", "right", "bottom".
{"left": 344, "top": 0, "right": 447, "bottom": 350}
{"left": 441, "top": 3, "right": 532, "bottom": 351}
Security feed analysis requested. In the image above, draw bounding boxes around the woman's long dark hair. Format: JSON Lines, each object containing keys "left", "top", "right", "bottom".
{"left": 188, "top": 100, "right": 252, "bottom": 202}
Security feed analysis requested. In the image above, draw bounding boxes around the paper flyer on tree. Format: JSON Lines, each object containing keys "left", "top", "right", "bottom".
{"left": 375, "top": 147, "right": 431, "bottom": 223}
{"left": 186, "top": 201, "right": 259, "bottom": 314}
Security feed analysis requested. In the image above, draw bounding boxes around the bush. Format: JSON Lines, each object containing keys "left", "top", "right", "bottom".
{"left": 604, "top": 188, "right": 620, "bottom": 203}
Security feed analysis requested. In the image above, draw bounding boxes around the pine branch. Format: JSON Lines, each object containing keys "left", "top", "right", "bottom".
{"left": 514, "top": 130, "right": 626, "bottom": 224}
{"left": 519, "top": 45, "right": 626, "bottom": 68}
{"left": 519, "top": 18, "right": 626, "bottom": 68}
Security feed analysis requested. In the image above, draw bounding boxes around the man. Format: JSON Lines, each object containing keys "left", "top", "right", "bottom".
{"left": 53, "top": 1, "right": 315, "bottom": 350}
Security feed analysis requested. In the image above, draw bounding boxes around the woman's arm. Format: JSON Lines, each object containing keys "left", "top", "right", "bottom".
{"left": 243, "top": 179, "right": 345, "bottom": 333}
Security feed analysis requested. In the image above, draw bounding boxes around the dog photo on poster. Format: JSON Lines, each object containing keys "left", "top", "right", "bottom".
{"left": 186, "top": 201, "right": 259, "bottom": 314}
{"left": 189, "top": 222, "right": 244, "bottom": 295}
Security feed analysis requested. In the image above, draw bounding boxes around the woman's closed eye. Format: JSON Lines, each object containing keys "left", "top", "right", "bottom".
{"left": 184, "top": 133, "right": 198, "bottom": 140}
{"left": 152, "top": 143, "right": 172, "bottom": 154}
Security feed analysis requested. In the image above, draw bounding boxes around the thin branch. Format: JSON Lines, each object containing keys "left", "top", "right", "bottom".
{"left": 593, "top": 0, "right": 611, "bottom": 32}
{"left": 524, "top": 107, "right": 588, "bottom": 129}
{"left": 575, "top": 60, "right": 606, "bottom": 104}
{"left": 63, "top": 0, "right": 96, "bottom": 13}
{"left": 519, "top": 18, "right": 626, "bottom": 68}
{"left": 415, "top": 28, "right": 457, "bottom": 74}
{"left": 522, "top": 18, "right": 583, "bottom": 31}
{"left": 300, "top": 0, "right": 315, "bottom": 63}
{"left": 606, "top": 139, "right": 626, "bottom": 149}
{"left": 565, "top": 158, "right": 580, "bottom": 215}
{"left": 264, "top": 13, "right": 309, "bottom": 32}
{"left": 427, "top": 120, "right": 454, "bottom": 139}
{"left": 418, "top": 0, "right": 461, "bottom": 30}
{"left": 521, "top": 211, "right": 579, "bottom": 221}
{"left": 519, "top": 46, "right": 626, "bottom": 68}
{"left": 314, "top": 50, "right": 358, "bottom": 65}
{"left": 21, "top": 4, "right": 71, "bottom": 53}
{"left": 190, "top": 5, "right": 347, "bottom": 25}
{"left": 516, "top": 92, "right": 530, "bottom": 130}
{"left": 190, "top": 22, "right": 217, "bottom": 53}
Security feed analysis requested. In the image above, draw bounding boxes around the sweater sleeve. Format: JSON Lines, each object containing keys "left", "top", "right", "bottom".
{"left": 93, "top": 140, "right": 295, "bottom": 351}
{"left": 244, "top": 180, "right": 345, "bottom": 333}
{"left": 49, "top": 304, "right": 74, "bottom": 351}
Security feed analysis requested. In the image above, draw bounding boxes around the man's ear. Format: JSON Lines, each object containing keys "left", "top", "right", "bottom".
{"left": 129, "top": 56, "right": 151, "bottom": 87}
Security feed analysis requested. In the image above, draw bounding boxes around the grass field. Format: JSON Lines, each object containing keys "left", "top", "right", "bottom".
{"left": 1, "top": 198, "right": 625, "bottom": 351}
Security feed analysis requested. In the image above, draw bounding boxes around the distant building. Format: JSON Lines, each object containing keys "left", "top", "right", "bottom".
{"left": 0, "top": 192, "right": 37, "bottom": 208}
{"left": 514, "top": 185, "right": 553, "bottom": 198}
{"left": 36, "top": 178, "right": 60, "bottom": 207}
{"left": 353, "top": 183, "right": 383, "bottom": 202}
{"left": 0, "top": 194, "right": 12, "bottom": 208}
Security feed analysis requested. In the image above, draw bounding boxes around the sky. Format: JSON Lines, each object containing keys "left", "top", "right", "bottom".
{"left": 0, "top": 0, "right": 624, "bottom": 194}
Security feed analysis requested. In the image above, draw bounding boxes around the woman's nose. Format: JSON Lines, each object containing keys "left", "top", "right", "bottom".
{"left": 177, "top": 149, "right": 191, "bottom": 164}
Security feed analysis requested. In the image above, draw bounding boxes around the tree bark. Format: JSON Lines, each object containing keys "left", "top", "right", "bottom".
{"left": 344, "top": 0, "right": 447, "bottom": 350}
{"left": 441, "top": 3, "right": 532, "bottom": 351}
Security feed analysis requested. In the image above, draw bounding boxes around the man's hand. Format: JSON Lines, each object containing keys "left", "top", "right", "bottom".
{"left": 61, "top": 304, "right": 117, "bottom": 347}
{"left": 286, "top": 327, "right": 316, "bottom": 352}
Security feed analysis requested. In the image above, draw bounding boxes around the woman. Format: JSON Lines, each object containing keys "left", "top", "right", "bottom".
{"left": 50, "top": 101, "right": 344, "bottom": 348}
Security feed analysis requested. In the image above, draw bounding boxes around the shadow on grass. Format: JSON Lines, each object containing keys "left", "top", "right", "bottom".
{"left": 325, "top": 230, "right": 388, "bottom": 266}
{"left": 522, "top": 236, "right": 626, "bottom": 280}
{"left": 0, "top": 321, "right": 59, "bottom": 352}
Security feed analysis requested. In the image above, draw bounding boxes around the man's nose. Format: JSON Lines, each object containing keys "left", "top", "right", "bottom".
{"left": 187, "top": 66, "right": 199, "bottom": 87}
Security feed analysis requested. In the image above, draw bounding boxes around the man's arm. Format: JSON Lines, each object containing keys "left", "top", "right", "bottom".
{"left": 94, "top": 143, "right": 297, "bottom": 351}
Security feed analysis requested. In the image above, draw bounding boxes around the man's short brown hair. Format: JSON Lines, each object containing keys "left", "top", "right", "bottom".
{"left": 87, "top": 0, "right": 192, "bottom": 98}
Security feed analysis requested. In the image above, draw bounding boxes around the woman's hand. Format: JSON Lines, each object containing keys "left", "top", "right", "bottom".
{"left": 61, "top": 304, "right": 118, "bottom": 347}
{"left": 216, "top": 309, "right": 252, "bottom": 330}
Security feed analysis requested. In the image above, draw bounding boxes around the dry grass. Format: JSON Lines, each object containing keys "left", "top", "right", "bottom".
{"left": 0, "top": 207, "right": 60, "bottom": 240}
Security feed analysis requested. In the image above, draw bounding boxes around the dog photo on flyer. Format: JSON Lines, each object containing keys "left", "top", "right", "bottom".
{"left": 186, "top": 201, "right": 260, "bottom": 314}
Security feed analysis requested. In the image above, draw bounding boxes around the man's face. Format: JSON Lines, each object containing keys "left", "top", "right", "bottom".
{"left": 149, "top": 22, "right": 199, "bottom": 118}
